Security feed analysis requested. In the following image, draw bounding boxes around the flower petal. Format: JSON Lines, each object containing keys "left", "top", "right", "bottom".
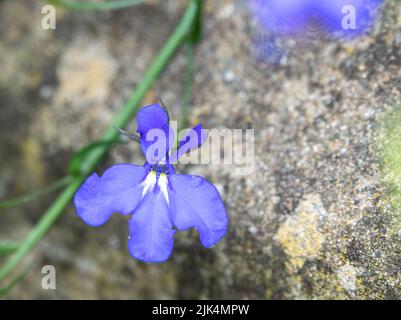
{"left": 136, "top": 104, "right": 174, "bottom": 164}
{"left": 74, "top": 164, "right": 147, "bottom": 227}
{"left": 169, "top": 174, "right": 228, "bottom": 248}
{"left": 169, "top": 124, "right": 207, "bottom": 164}
{"left": 128, "top": 191, "right": 175, "bottom": 263}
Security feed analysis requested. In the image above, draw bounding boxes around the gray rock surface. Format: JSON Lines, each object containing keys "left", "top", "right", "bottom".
{"left": 1, "top": 0, "right": 401, "bottom": 299}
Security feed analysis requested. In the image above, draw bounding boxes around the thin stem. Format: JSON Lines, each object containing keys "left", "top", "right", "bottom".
{"left": 0, "top": 0, "right": 200, "bottom": 285}
{"left": 189, "top": 0, "right": 202, "bottom": 44}
{"left": 0, "top": 176, "right": 71, "bottom": 209}
{"left": 0, "top": 242, "right": 19, "bottom": 257}
{"left": 0, "top": 181, "right": 80, "bottom": 285}
{"left": 114, "top": 127, "right": 141, "bottom": 143}
{"left": 0, "top": 263, "right": 32, "bottom": 297}
{"left": 46, "top": 0, "right": 144, "bottom": 11}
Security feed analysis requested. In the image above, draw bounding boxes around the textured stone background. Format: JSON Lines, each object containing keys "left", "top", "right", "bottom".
{"left": 1, "top": 0, "right": 401, "bottom": 299}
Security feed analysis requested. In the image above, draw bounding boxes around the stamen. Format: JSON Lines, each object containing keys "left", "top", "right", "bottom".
{"left": 114, "top": 126, "right": 141, "bottom": 143}
{"left": 158, "top": 96, "right": 170, "bottom": 123}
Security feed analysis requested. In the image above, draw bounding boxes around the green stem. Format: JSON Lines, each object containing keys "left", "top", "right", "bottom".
{"left": 0, "top": 0, "right": 200, "bottom": 285}
{"left": 0, "top": 181, "right": 80, "bottom": 284}
{"left": 0, "top": 242, "right": 19, "bottom": 257}
{"left": 46, "top": 0, "right": 144, "bottom": 11}
{"left": 0, "top": 176, "right": 71, "bottom": 209}
{"left": 0, "top": 263, "right": 33, "bottom": 297}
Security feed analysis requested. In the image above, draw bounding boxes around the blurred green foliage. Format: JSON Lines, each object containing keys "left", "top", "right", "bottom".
{"left": 47, "top": 0, "right": 144, "bottom": 11}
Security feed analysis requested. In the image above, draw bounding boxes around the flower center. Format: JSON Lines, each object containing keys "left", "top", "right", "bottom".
{"left": 146, "top": 163, "right": 174, "bottom": 177}
{"left": 153, "top": 165, "right": 171, "bottom": 176}
{"left": 141, "top": 164, "right": 172, "bottom": 205}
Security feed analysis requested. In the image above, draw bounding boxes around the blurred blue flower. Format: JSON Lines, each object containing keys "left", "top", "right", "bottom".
{"left": 251, "top": 0, "right": 382, "bottom": 37}
{"left": 317, "top": 0, "right": 382, "bottom": 37}
{"left": 74, "top": 104, "right": 228, "bottom": 263}
{"left": 251, "top": 0, "right": 313, "bottom": 35}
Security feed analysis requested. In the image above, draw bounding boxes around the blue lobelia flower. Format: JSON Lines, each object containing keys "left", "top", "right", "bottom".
{"left": 250, "top": 0, "right": 313, "bottom": 35}
{"left": 74, "top": 104, "right": 228, "bottom": 263}
{"left": 251, "top": 0, "right": 382, "bottom": 37}
{"left": 316, "top": 0, "right": 382, "bottom": 37}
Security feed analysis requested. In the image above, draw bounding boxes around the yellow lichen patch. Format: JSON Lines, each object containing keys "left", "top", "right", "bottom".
{"left": 306, "top": 271, "right": 349, "bottom": 300}
{"left": 19, "top": 138, "right": 45, "bottom": 188}
{"left": 276, "top": 194, "right": 326, "bottom": 273}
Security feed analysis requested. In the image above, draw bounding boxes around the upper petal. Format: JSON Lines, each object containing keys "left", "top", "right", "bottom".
{"left": 169, "top": 173, "right": 228, "bottom": 248}
{"left": 169, "top": 124, "right": 207, "bottom": 164}
{"left": 74, "top": 164, "right": 147, "bottom": 227}
{"left": 128, "top": 190, "right": 175, "bottom": 263}
{"left": 136, "top": 104, "right": 174, "bottom": 164}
